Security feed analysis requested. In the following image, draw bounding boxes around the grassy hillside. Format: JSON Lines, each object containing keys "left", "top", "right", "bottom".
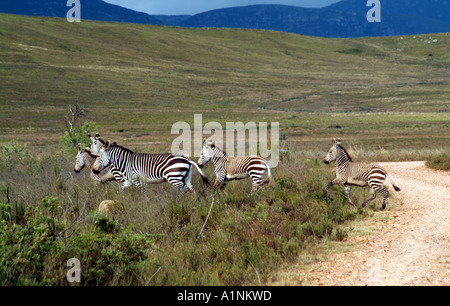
{"left": 0, "top": 13, "right": 449, "bottom": 153}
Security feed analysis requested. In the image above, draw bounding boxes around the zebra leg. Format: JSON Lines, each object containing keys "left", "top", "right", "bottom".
{"left": 213, "top": 174, "right": 226, "bottom": 191}
{"left": 220, "top": 178, "right": 229, "bottom": 191}
{"left": 167, "top": 178, "right": 191, "bottom": 193}
{"left": 131, "top": 174, "right": 147, "bottom": 193}
{"left": 344, "top": 184, "right": 355, "bottom": 206}
{"left": 324, "top": 179, "right": 342, "bottom": 201}
{"left": 182, "top": 167, "right": 195, "bottom": 193}
{"left": 362, "top": 188, "right": 377, "bottom": 208}
{"left": 250, "top": 172, "right": 264, "bottom": 193}
{"left": 379, "top": 187, "right": 389, "bottom": 209}
{"left": 120, "top": 180, "right": 132, "bottom": 189}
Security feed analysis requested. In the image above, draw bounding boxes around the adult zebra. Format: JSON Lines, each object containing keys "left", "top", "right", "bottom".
{"left": 74, "top": 144, "right": 117, "bottom": 183}
{"left": 92, "top": 141, "right": 210, "bottom": 192}
{"left": 197, "top": 138, "right": 271, "bottom": 193}
{"left": 88, "top": 133, "right": 129, "bottom": 187}
{"left": 323, "top": 138, "right": 400, "bottom": 209}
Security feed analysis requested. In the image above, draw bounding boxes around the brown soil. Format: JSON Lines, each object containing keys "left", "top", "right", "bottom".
{"left": 300, "top": 161, "right": 449, "bottom": 286}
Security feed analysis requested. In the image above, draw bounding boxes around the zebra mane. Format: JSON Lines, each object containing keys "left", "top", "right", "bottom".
{"left": 82, "top": 148, "right": 98, "bottom": 158}
{"left": 212, "top": 144, "right": 228, "bottom": 156}
{"left": 108, "top": 143, "right": 134, "bottom": 154}
{"left": 337, "top": 144, "right": 352, "bottom": 162}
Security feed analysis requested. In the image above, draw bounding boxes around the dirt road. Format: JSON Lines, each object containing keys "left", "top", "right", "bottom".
{"left": 305, "top": 161, "right": 449, "bottom": 285}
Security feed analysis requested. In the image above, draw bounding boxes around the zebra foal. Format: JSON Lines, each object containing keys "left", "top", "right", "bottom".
{"left": 323, "top": 138, "right": 400, "bottom": 209}
{"left": 197, "top": 138, "right": 271, "bottom": 193}
{"left": 92, "top": 141, "right": 209, "bottom": 193}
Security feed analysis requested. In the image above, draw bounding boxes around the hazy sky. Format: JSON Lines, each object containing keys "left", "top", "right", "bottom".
{"left": 103, "top": 0, "right": 341, "bottom": 15}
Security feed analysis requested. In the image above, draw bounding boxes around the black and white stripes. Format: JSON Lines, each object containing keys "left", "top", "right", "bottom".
{"left": 92, "top": 141, "right": 209, "bottom": 192}
{"left": 197, "top": 138, "right": 271, "bottom": 193}
{"left": 323, "top": 138, "right": 400, "bottom": 209}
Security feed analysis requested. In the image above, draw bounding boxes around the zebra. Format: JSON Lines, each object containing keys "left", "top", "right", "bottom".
{"left": 88, "top": 133, "right": 129, "bottom": 188}
{"left": 88, "top": 133, "right": 103, "bottom": 155}
{"left": 74, "top": 144, "right": 116, "bottom": 183}
{"left": 197, "top": 138, "right": 271, "bottom": 193}
{"left": 323, "top": 138, "right": 401, "bottom": 209}
{"left": 92, "top": 141, "right": 210, "bottom": 192}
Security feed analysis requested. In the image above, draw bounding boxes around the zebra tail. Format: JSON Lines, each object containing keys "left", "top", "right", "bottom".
{"left": 263, "top": 162, "right": 272, "bottom": 185}
{"left": 189, "top": 161, "right": 211, "bottom": 187}
{"left": 386, "top": 173, "right": 401, "bottom": 191}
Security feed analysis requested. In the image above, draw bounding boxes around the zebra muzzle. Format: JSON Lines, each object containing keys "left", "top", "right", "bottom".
{"left": 323, "top": 160, "right": 329, "bottom": 165}
{"left": 93, "top": 168, "right": 100, "bottom": 175}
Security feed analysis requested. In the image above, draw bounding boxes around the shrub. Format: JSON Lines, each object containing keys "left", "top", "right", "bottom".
{"left": 426, "top": 153, "right": 450, "bottom": 171}
{"left": 59, "top": 121, "right": 98, "bottom": 151}
{"left": 0, "top": 195, "right": 156, "bottom": 286}
{"left": 1, "top": 141, "right": 27, "bottom": 160}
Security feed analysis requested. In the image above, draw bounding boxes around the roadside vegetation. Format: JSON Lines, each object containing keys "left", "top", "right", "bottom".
{"left": 426, "top": 153, "right": 450, "bottom": 171}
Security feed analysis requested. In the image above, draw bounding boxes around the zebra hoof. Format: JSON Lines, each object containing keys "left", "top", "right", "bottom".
{"left": 382, "top": 203, "right": 386, "bottom": 209}
{"left": 323, "top": 195, "right": 328, "bottom": 201}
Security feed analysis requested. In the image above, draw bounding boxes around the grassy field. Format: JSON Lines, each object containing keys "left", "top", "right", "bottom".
{"left": 0, "top": 13, "right": 449, "bottom": 285}
{"left": 0, "top": 14, "right": 449, "bottom": 151}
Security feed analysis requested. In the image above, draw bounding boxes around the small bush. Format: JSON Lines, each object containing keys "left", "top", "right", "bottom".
{"left": 1, "top": 141, "right": 27, "bottom": 160}
{"left": 426, "top": 153, "right": 450, "bottom": 171}
{"left": 59, "top": 121, "right": 98, "bottom": 151}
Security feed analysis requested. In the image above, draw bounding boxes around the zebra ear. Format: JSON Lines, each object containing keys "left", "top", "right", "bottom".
{"left": 205, "top": 138, "right": 214, "bottom": 147}
{"left": 105, "top": 140, "right": 110, "bottom": 149}
{"left": 95, "top": 133, "right": 100, "bottom": 139}
{"left": 78, "top": 143, "right": 83, "bottom": 151}
{"left": 336, "top": 138, "right": 341, "bottom": 146}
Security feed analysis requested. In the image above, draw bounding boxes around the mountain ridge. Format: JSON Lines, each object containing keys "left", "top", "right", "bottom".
{"left": 178, "top": 2, "right": 450, "bottom": 37}
{"left": 0, "top": 0, "right": 449, "bottom": 37}
{"left": 0, "top": 0, "right": 162, "bottom": 25}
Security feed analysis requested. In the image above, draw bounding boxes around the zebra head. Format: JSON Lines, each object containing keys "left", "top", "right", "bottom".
{"left": 74, "top": 144, "right": 86, "bottom": 173}
{"left": 89, "top": 132, "right": 103, "bottom": 156}
{"left": 197, "top": 138, "right": 215, "bottom": 168}
{"left": 324, "top": 138, "right": 341, "bottom": 164}
{"left": 93, "top": 141, "right": 111, "bottom": 174}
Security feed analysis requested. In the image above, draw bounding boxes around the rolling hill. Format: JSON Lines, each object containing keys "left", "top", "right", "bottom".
{"left": 0, "top": 13, "right": 448, "bottom": 149}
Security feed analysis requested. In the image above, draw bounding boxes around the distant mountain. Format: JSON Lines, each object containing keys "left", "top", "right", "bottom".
{"left": 1, "top": 0, "right": 449, "bottom": 37}
{"left": 179, "top": 1, "right": 450, "bottom": 37}
{"left": 0, "top": 0, "right": 162, "bottom": 25}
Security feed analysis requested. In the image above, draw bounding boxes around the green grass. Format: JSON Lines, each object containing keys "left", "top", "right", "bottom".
{"left": 0, "top": 14, "right": 449, "bottom": 153}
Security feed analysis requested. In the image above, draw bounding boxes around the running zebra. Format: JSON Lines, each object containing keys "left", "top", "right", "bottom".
{"left": 323, "top": 138, "right": 400, "bottom": 209}
{"left": 88, "top": 133, "right": 128, "bottom": 187}
{"left": 197, "top": 138, "right": 271, "bottom": 193}
{"left": 74, "top": 144, "right": 116, "bottom": 183}
{"left": 92, "top": 141, "right": 209, "bottom": 192}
